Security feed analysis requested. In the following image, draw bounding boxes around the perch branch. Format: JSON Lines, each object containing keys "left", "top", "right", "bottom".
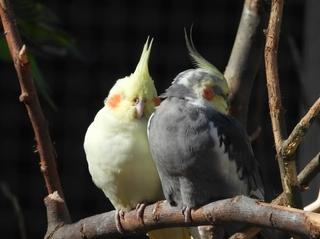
{"left": 45, "top": 194, "right": 320, "bottom": 239}
{"left": 0, "top": 0, "right": 70, "bottom": 222}
{"left": 224, "top": 0, "right": 265, "bottom": 126}
{"left": 264, "top": 0, "right": 301, "bottom": 208}
{"left": 230, "top": 152, "right": 320, "bottom": 239}
{"left": 282, "top": 97, "right": 320, "bottom": 158}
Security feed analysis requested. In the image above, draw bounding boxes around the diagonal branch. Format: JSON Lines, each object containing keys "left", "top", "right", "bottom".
{"left": 0, "top": 0, "right": 70, "bottom": 222}
{"left": 264, "top": 0, "right": 301, "bottom": 208}
{"left": 224, "top": 0, "right": 266, "bottom": 126}
{"left": 45, "top": 194, "right": 320, "bottom": 239}
{"left": 282, "top": 97, "right": 320, "bottom": 158}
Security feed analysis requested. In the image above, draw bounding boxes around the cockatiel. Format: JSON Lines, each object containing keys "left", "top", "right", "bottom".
{"left": 147, "top": 33, "right": 264, "bottom": 237}
{"left": 84, "top": 38, "right": 190, "bottom": 239}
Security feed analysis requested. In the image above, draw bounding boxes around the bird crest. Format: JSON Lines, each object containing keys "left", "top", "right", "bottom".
{"left": 105, "top": 38, "right": 158, "bottom": 120}
{"left": 184, "top": 28, "right": 229, "bottom": 98}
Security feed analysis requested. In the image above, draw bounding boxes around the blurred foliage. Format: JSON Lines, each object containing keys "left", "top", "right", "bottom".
{"left": 0, "top": 0, "right": 82, "bottom": 110}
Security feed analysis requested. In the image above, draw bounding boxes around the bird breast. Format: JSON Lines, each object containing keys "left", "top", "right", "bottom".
{"left": 84, "top": 107, "right": 162, "bottom": 210}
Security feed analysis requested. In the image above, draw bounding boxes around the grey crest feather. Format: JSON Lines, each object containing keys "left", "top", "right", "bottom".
{"left": 184, "top": 27, "right": 225, "bottom": 81}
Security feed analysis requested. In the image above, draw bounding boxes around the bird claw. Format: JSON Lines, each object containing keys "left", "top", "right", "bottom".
{"left": 135, "top": 203, "right": 146, "bottom": 225}
{"left": 182, "top": 206, "right": 192, "bottom": 223}
{"left": 152, "top": 201, "right": 162, "bottom": 222}
{"left": 115, "top": 209, "right": 125, "bottom": 233}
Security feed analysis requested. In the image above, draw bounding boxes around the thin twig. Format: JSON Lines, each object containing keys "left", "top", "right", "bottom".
{"left": 224, "top": 0, "right": 265, "bottom": 126}
{"left": 45, "top": 194, "right": 320, "bottom": 239}
{"left": 304, "top": 183, "right": 320, "bottom": 214}
{"left": 0, "top": 0, "right": 70, "bottom": 222}
{"left": 264, "top": 0, "right": 301, "bottom": 208}
{"left": 298, "top": 152, "right": 320, "bottom": 188}
{"left": 304, "top": 189, "right": 320, "bottom": 212}
{"left": 303, "top": 153, "right": 320, "bottom": 213}
{"left": 282, "top": 97, "right": 320, "bottom": 158}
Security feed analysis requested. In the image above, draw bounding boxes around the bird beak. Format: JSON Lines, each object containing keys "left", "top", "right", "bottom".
{"left": 135, "top": 98, "right": 144, "bottom": 119}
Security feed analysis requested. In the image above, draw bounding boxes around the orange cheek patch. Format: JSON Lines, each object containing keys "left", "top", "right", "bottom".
{"left": 202, "top": 88, "right": 214, "bottom": 101}
{"left": 107, "top": 94, "right": 121, "bottom": 108}
{"left": 153, "top": 97, "right": 161, "bottom": 106}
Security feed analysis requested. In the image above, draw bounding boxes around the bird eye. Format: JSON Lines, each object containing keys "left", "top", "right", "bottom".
{"left": 133, "top": 97, "right": 140, "bottom": 104}
{"left": 202, "top": 87, "right": 214, "bottom": 101}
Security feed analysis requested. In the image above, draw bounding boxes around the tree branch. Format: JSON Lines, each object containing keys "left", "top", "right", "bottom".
{"left": 0, "top": 0, "right": 70, "bottom": 222}
{"left": 224, "top": 0, "right": 265, "bottom": 126}
{"left": 303, "top": 153, "right": 320, "bottom": 213}
{"left": 304, "top": 189, "right": 320, "bottom": 213}
{"left": 264, "top": 0, "right": 301, "bottom": 208}
{"left": 298, "top": 152, "right": 320, "bottom": 189}
{"left": 230, "top": 152, "right": 320, "bottom": 239}
{"left": 282, "top": 97, "right": 320, "bottom": 158}
{"left": 45, "top": 195, "right": 320, "bottom": 239}
{"left": 264, "top": 0, "right": 287, "bottom": 152}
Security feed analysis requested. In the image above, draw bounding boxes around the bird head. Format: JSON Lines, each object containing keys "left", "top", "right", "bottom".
{"left": 163, "top": 30, "right": 229, "bottom": 114}
{"left": 104, "top": 38, "right": 160, "bottom": 121}
{"left": 165, "top": 68, "right": 229, "bottom": 114}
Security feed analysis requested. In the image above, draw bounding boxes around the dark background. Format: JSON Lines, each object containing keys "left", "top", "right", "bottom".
{"left": 1, "top": 0, "right": 319, "bottom": 238}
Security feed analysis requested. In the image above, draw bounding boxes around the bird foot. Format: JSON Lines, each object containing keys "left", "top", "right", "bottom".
{"left": 182, "top": 206, "right": 192, "bottom": 223}
{"left": 115, "top": 209, "right": 125, "bottom": 233}
{"left": 152, "top": 201, "right": 162, "bottom": 222}
{"left": 135, "top": 203, "right": 146, "bottom": 225}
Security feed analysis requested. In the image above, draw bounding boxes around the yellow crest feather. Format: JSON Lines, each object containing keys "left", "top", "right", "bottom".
{"left": 105, "top": 37, "right": 157, "bottom": 120}
{"left": 132, "top": 37, "right": 153, "bottom": 83}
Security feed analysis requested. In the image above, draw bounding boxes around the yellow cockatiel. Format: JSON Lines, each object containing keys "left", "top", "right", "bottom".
{"left": 84, "top": 38, "right": 190, "bottom": 239}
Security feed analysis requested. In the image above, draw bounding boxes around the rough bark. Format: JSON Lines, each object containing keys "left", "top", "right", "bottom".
{"left": 45, "top": 195, "right": 320, "bottom": 239}
{"left": 224, "top": 0, "right": 266, "bottom": 126}
{"left": 0, "top": 0, "right": 70, "bottom": 222}
{"left": 264, "top": 0, "right": 301, "bottom": 208}
{"left": 230, "top": 152, "right": 320, "bottom": 239}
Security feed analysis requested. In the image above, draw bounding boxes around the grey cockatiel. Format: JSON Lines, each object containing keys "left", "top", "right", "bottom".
{"left": 147, "top": 33, "right": 264, "bottom": 237}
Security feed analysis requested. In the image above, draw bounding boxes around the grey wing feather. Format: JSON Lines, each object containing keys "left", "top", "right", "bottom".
{"left": 148, "top": 98, "right": 264, "bottom": 210}
{"left": 207, "top": 110, "right": 264, "bottom": 199}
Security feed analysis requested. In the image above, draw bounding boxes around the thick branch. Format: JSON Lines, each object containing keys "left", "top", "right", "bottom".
{"left": 45, "top": 195, "right": 320, "bottom": 239}
{"left": 264, "top": 0, "right": 301, "bottom": 208}
{"left": 0, "top": 0, "right": 70, "bottom": 222}
{"left": 224, "top": 0, "right": 265, "bottom": 126}
{"left": 230, "top": 152, "right": 320, "bottom": 239}
{"left": 282, "top": 97, "right": 320, "bottom": 158}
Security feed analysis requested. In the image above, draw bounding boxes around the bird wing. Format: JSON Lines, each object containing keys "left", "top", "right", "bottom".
{"left": 206, "top": 109, "right": 264, "bottom": 199}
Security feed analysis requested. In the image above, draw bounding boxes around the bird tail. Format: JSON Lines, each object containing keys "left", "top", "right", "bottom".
{"left": 148, "top": 227, "right": 191, "bottom": 239}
